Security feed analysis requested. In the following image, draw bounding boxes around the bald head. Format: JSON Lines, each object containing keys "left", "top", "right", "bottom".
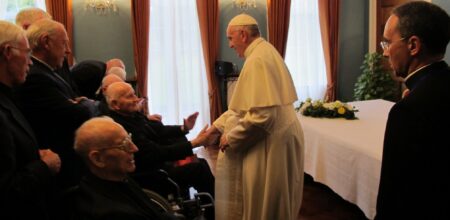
{"left": 106, "top": 58, "right": 125, "bottom": 72}
{"left": 74, "top": 117, "right": 126, "bottom": 159}
{"left": 15, "top": 8, "right": 51, "bottom": 30}
{"left": 107, "top": 66, "right": 126, "bottom": 80}
{"left": 104, "top": 82, "right": 140, "bottom": 114}
{"left": 101, "top": 74, "right": 123, "bottom": 93}
{"left": 105, "top": 82, "right": 133, "bottom": 103}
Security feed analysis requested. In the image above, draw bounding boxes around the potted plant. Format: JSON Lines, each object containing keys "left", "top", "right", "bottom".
{"left": 353, "top": 52, "right": 400, "bottom": 101}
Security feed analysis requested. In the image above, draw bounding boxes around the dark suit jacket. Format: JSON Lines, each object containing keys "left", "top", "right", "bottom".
{"left": 56, "top": 173, "right": 177, "bottom": 220}
{"left": 108, "top": 111, "right": 193, "bottom": 174}
{"left": 376, "top": 61, "right": 450, "bottom": 219}
{"left": 0, "top": 83, "right": 53, "bottom": 220}
{"left": 70, "top": 60, "right": 106, "bottom": 100}
{"left": 14, "top": 57, "right": 95, "bottom": 189}
{"left": 56, "top": 58, "right": 80, "bottom": 96}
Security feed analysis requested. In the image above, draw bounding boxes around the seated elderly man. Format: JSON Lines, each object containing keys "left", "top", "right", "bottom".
{"left": 97, "top": 74, "right": 124, "bottom": 115}
{"left": 56, "top": 117, "right": 177, "bottom": 220}
{"left": 104, "top": 82, "right": 215, "bottom": 201}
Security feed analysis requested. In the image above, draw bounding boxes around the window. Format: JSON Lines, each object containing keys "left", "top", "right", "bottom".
{"left": 148, "top": 0, "right": 210, "bottom": 139}
{"left": 0, "top": 0, "right": 46, "bottom": 22}
{"left": 285, "top": 0, "right": 327, "bottom": 104}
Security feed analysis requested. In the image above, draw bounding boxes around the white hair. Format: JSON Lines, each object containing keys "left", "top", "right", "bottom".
{"left": 0, "top": 20, "right": 25, "bottom": 48}
{"left": 107, "top": 66, "right": 127, "bottom": 80}
{"left": 15, "top": 8, "right": 52, "bottom": 29}
{"left": 26, "top": 19, "right": 64, "bottom": 50}
{"left": 104, "top": 82, "right": 133, "bottom": 108}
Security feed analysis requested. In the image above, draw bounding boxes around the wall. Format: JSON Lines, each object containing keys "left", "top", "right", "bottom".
{"left": 72, "top": 0, "right": 135, "bottom": 80}
{"left": 338, "top": 0, "right": 369, "bottom": 101}
{"left": 218, "top": 0, "right": 268, "bottom": 72}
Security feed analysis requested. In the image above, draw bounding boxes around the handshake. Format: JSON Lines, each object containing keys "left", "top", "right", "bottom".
{"left": 190, "top": 125, "right": 229, "bottom": 152}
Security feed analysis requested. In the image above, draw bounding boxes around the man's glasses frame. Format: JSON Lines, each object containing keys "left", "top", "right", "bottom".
{"left": 380, "top": 37, "right": 407, "bottom": 51}
{"left": 9, "top": 45, "right": 32, "bottom": 57}
{"left": 98, "top": 133, "right": 134, "bottom": 153}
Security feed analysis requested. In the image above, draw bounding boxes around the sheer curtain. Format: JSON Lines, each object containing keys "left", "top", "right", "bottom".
{"left": 148, "top": 0, "right": 210, "bottom": 139}
{"left": 0, "top": 0, "right": 46, "bottom": 22}
{"left": 285, "top": 0, "right": 327, "bottom": 105}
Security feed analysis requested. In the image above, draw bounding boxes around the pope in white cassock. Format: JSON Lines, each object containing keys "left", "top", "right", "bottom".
{"left": 207, "top": 14, "right": 305, "bottom": 220}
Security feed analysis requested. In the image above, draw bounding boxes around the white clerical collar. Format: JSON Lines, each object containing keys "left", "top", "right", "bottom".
{"left": 404, "top": 61, "right": 440, "bottom": 82}
{"left": 31, "top": 55, "right": 56, "bottom": 72}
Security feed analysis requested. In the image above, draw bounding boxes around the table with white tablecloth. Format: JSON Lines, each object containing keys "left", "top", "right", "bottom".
{"left": 297, "top": 99, "right": 394, "bottom": 219}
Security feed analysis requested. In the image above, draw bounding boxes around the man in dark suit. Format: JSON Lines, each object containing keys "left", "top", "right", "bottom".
{"left": 14, "top": 19, "right": 97, "bottom": 190}
{"left": 376, "top": 2, "right": 450, "bottom": 219}
{"left": 0, "top": 20, "right": 61, "bottom": 220}
{"left": 15, "top": 7, "right": 81, "bottom": 96}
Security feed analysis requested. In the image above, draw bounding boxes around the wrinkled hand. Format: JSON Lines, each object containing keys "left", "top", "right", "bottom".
{"left": 183, "top": 112, "right": 199, "bottom": 131}
{"left": 219, "top": 134, "right": 230, "bottom": 152}
{"left": 147, "top": 114, "right": 162, "bottom": 122}
{"left": 204, "top": 126, "right": 221, "bottom": 146}
{"left": 39, "top": 149, "right": 61, "bottom": 175}
{"left": 190, "top": 124, "right": 210, "bottom": 148}
{"left": 69, "top": 96, "right": 90, "bottom": 104}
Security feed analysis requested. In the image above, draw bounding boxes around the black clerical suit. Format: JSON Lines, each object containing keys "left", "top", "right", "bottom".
{"left": 0, "top": 83, "right": 54, "bottom": 220}
{"left": 14, "top": 57, "right": 96, "bottom": 190}
{"left": 56, "top": 173, "right": 177, "bottom": 220}
{"left": 375, "top": 61, "right": 450, "bottom": 219}
{"left": 70, "top": 60, "right": 106, "bottom": 100}
{"left": 108, "top": 111, "right": 215, "bottom": 200}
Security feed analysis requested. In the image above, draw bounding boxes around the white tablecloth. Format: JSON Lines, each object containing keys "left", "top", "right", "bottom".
{"left": 297, "top": 99, "right": 394, "bottom": 219}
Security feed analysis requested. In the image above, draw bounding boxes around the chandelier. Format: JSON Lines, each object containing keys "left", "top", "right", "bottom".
{"left": 85, "top": 0, "right": 118, "bottom": 15}
{"left": 233, "top": 0, "right": 257, "bottom": 11}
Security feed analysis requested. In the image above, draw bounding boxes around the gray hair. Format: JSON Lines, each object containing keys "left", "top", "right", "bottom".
{"left": 0, "top": 20, "right": 25, "bottom": 49}
{"left": 26, "top": 19, "right": 63, "bottom": 50}
{"left": 107, "top": 66, "right": 127, "bottom": 80}
{"left": 230, "top": 24, "right": 260, "bottom": 38}
{"left": 15, "top": 8, "right": 51, "bottom": 29}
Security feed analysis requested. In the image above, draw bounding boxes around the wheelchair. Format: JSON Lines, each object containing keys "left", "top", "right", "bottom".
{"left": 141, "top": 170, "right": 214, "bottom": 220}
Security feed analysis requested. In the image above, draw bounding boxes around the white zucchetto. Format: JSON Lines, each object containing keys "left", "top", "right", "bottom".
{"left": 228, "top": 13, "right": 258, "bottom": 26}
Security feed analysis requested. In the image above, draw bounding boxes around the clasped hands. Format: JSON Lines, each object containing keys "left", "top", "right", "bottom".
{"left": 191, "top": 125, "right": 229, "bottom": 152}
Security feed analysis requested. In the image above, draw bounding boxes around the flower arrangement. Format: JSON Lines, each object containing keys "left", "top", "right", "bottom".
{"left": 295, "top": 98, "right": 358, "bottom": 120}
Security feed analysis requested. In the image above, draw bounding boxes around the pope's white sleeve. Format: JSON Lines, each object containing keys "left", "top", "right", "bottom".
{"left": 226, "top": 106, "right": 276, "bottom": 151}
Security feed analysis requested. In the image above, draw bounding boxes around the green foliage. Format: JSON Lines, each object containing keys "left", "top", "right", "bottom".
{"left": 353, "top": 52, "right": 400, "bottom": 101}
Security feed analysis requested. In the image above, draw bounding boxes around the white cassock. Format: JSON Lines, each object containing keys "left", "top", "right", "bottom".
{"left": 213, "top": 37, "right": 305, "bottom": 220}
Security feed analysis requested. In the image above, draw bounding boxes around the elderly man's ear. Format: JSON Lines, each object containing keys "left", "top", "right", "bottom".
{"left": 38, "top": 34, "right": 50, "bottom": 50}
{"left": 110, "top": 100, "right": 120, "bottom": 111}
{"left": 88, "top": 151, "right": 107, "bottom": 168}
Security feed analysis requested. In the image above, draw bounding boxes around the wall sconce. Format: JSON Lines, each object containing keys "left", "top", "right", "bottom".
{"left": 233, "top": 0, "right": 256, "bottom": 11}
{"left": 85, "top": 0, "right": 118, "bottom": 15}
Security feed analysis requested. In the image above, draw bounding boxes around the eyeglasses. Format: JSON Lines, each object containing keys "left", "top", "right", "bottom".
{"left": 380, "top": 37, "right": 406, "bottom": 51}
{"left": 9, "top": 46, "right": 32, "bottom": 57}
{"left": 98, "top": 133, "right": 135, "bottom": 153}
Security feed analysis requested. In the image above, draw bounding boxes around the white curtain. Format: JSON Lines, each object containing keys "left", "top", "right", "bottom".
{"left": 285, "top": 0, "right": 327, "bottom": 105}
{"left": 0, "top": 0, "right": 46, "bottom": 22}
{"left": 148, "top": 0, "right": 210, "bottom": 139}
